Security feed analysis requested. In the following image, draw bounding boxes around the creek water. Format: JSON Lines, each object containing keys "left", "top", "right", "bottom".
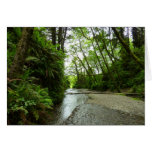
{"left": 55, "top": 88, "right": 88, "bottom": 124}
{"left": 53, "top": 88, "right": 144, "bottom": 125}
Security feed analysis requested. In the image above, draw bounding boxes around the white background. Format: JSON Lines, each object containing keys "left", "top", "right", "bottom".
{"left": 0, "top": 0, "right": 152, "bottom": 152}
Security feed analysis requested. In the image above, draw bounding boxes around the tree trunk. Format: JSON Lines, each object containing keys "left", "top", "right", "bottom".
{"left": 73, "top": 60, "right": 79, "bottom": 80}
{"left": 80, "top": 28, "right": 105, "bottom": 75}
{"left": 78, "top": 38, "right": 97, "bottom": 83}
{"left": 91, "top": 27, "right": 121, "bottom": 92}
{"left": 8, "top": 27, "right": 33, "bottom": 79}
{"left": 112, "top": 27, "right": 144, "bottom": 69}
{"left": 61, "top": 27, "right": 67, "bottom": 52}
{"left": 57, "top": 27, "right": 62, "bottom": 51}
{"left": 73, "top": 48, "right": 92, "bottom": 81}
{"left": 51, "top": 27, "right": 56, "bottom": 46}
{"left": 99, "top": 32, "right": 121, "bottom": 87}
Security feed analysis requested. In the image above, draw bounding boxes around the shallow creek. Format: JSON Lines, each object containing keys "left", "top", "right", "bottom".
{"left": 54, "top": 88, "right": 88, "bottom": 124}
{"left": 52, "top": 88, "right": 144, "bottom": 125}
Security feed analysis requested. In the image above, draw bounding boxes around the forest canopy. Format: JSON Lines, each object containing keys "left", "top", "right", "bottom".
{"left": 7, "top": 27, "right": 145, "bottom": 125}
{"left": 65, "top": 27, "right": 144, "bottom": 93}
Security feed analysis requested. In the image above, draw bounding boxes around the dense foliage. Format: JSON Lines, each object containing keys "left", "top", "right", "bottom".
{"left": 7, "top": 27, "right": 144, "bottom": 125}
{"left": 7, "top": 27, "right": 68, "bottom": 124}
{"left": 66, "top": 27, "right": 144, "bottom": 97}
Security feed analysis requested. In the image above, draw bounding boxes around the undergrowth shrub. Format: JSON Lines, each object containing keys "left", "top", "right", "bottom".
{"left": 8, "top": 80, "right": 53, "bottom": 125}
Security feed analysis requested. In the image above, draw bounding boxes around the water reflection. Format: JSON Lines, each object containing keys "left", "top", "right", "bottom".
{"left": 56, "top": 88, "right": 88, "bottom": 123}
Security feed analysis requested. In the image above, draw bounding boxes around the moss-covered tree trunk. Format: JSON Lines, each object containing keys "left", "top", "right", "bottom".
{"left": 80, "top": 28, "right": 105, "bottom": 75}
{"left": 73, "top": 47, "right": 93, "bottom": 81}
{"left": 112, "top": 27, "right": 144, "bottom": 69}
{"left": 78, "top": 39, "right": 97, "bottom": 83}
{"left": 73, "top": 59, "right": 80, "bottom": 81}
{"left": 97, "top": 29, "right": 121, "bottom": 88}
{"left": 8, "top": 27, "right": 33, "bottom": 79}
{"left": 91, "top": 27, "right": 121, "bottom": 93}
